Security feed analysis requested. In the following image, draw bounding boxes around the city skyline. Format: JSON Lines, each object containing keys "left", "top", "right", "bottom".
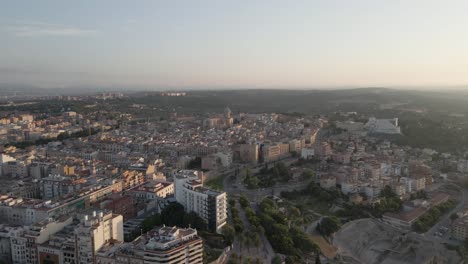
{"left": 1, "top": 0, "right": 468, "bottom": 89}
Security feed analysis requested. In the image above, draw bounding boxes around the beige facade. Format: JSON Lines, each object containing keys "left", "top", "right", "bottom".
{"left": 239, "top": 144, "right": 258, "bottom": 165}
{"left": 453, "top": 216, "right": 468, "bottom": 240}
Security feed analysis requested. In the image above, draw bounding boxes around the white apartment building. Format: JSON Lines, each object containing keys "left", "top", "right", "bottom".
{"left": 40, "top": 175, "right": 85, "bottom": 199}
{"left": 75, "top": 211, "right": 124, "bottom": 264}
{"left": 3, "top": 160, "right": 28, "bottom": 178}
{"left": 139, "top": 226, "right": 203, "bottom": 264}
{"left": 301, "top": 147, "right": 315, "bottom": 160}
{"left": 128, "top": 181, "right": 174, "bottom": 201}
{"left": 10, "top": 217, "right": 72, "bottom": 264}
{"left": 95, "top": 226, "right": 203, "bottom": 264}
{"left": 0, "top": 154, "right": 16, "bottom": 176}
{"left": 365, "top": 117, "right": 401, "bottom": 134}
{"left": 213, "top": 151, "right": 233, "bottom": 167}
{"left": 174, "top": 170, "right": 227, "bottom": 232}
{"left": 458, "top": 160, "right": 468, "bottom": 173}
{"left": 29, "top": 162, "right": 51, "bottom": 179}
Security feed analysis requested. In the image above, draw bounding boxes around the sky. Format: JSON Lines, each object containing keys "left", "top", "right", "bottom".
{"left": 1, "top": 0, "right": 468, "bottom": 89}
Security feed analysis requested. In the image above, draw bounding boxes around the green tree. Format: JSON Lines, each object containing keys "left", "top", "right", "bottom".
{"left": 315, "top": 253, "right": 322, "bottom": 264}
{"left": 239, "top": 195, "right": 249, "bottom": 208}
{"left": 221, "top": 224, "right": 235, "bottom": 245}
{"left": 302, "top": 169, "right": 315, "bottom": 180}
{"left": 451, "top": 213, "right": 459, "bottom": 221}
{"left": 316, "top": 217, "right": 341, "bottom": 237}
{"left": 187, "top": 157, "right": 202, "bottom": 169}
{"left": 271, "top": 255, "right": 282, "bottom": 264}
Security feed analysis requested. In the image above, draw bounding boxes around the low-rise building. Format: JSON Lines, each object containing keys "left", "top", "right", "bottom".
{"left": 239, "top": 144, "right": 258, "bottom": 165}
{"left": 453, "top": 215, "right": 468, "bottom": 240}
{"left": 320, "top": 174, "right": 336, "bottom": 189}
{"left": 301, "top": 147, "right": 315, "bottom": 160}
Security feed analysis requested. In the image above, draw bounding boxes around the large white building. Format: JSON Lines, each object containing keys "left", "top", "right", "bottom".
{"left": 95, "top": 226, "right": 203, "bottom": 264}
{"left": 75, "top": 211, "right": 124, "bottom": 264}
{"left": 40, "top": 175, "right": 85, "bottom": 199}
{"left": 9, "top": 217, "right": 73, "bottom": 264}
{"left": 0, "top": 154, "right": 16, "bottom": 177}
{"left": 138, "top": 226, "right": 203, "bottom": 264}
{"left": 174, "top": 170, "right": 227, "bottom": 232}
{"left": 3, "top": 160, "right": 28, "bottom": 178}
{"left": 365, "top": 117, "right": 401, "bottom": 134}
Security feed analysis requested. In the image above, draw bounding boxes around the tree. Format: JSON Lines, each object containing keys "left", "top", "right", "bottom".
{"left": 252, "top": 232, "right": 261, "bottom": 248}
{"left": 187, "top": 157, "right": 202, "bottom": 169}
{"left": 289, "top": 207, "right": 301, "bottom": 219}
{"left": 316, "top": 217, "right": 341, "bottom": 237}
{"left": 160, "top": 202, "right": 207, "bottom": 231}
{"left": 161, "top": 203, "right": 187, "bottom": 227}
{"left": 290, "top": 226, "right": 319, "bottom": 253}
{"left": 239, "top": 195, "right": 249, "bottom": 208}
{"left": 245, "top": 168, "right": 252, "bottom": 178}
{"left": 451, "top": 213, "right": 459, "bottom": 221}
{"left": 301, "top": 169, "right": 315, "bottom": 180}
{"left": 315, "top": 253, "right": 322, "bottom": 264}
{"left": 380, "top": 185, "right": 397, "bottom": 198}
{"left": 183, "top": 211, "right": 207, "bottom": 230}
{"left": 271, "top": 255, "right": 282, "bottom": 264}
{"left": 141, "top": 214, "right": 162, "bottom": 232}
{"left": 221, "top": 224, "right": 235, "bottom": 245}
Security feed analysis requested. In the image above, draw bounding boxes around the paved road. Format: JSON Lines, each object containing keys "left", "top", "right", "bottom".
{"left": 424, "top": 188, "right": 468, "bottom": 244}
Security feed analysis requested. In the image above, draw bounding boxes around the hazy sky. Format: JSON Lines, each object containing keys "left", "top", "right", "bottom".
{"left": 1, "top": 0, "right": 468, "bottom": 89}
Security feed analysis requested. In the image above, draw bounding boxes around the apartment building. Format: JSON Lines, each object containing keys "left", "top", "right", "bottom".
{"left": 137, "top": 226, "right": 203, "bottom": 264}
{"left": 239, "top": 144, "right": 258, "bottom": 165}
{"left": 95, "top": 226, "right": 203, "bottom": 264}
{"left": 262, "top": 144, "right": 281, "bottom": 163}
{"left": 174, "top": 171, "right": 227, "bottom": 232}
{"left": 40, "top": 175, "right": 85, "bottom": 199}
{"left": 9, "top": 217, "right": 72, "bottom": 264}
{"left": 453, "top": 215, "right": 468, "bottom": 240}
{"left": 75, "top": 211, "right": 124, "bottom": 264}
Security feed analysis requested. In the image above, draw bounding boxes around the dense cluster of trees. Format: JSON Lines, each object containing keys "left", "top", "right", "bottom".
{"left": 269, "top": 162, "right": 292, "bottom": 182}
{"left": 326, "top": 122, "right": 348, "bottom": 135}
{"left": 374, "top": 186, "right": 403, "bottom": 215}
{"left": 301, "top": 169, "right": 315, "bottom": 180}
{"left": 294, "top": 157, "right": 321, "bottom": 166}
{"left": 227, "top": 254, "right": 262, "bottom": 264}
{"left": 316, "top": 217, "right": 341, "bottom": 237}
{"left": 230, "top": 205, "right": 244, "bottom": 233}
{"left": 395, "top": 117, "right": 468, "bottom": 154}
{"left": 140, "top": 203, "right": 207, "bottom": 236}
{"left": 187, "top": 157, "right": 202, "bottom": 169}
{"left": 334, "top": 204, "right": 373, "bottom": 220}
{"left": 238, "top": 195, "right": 249, "bottom": 208}
{"left": 243, "top": 162, "right": 293, "bottom": 189}
{"left": 336, "top": 186, "right": 403, "bottom": 220}
{"left": 257, "top": 198, "right": 319, "bottom": 261}
{"left": 281, "top": 181, "right": 341, "bottom": 204}
{"left": 221, "top": 224, "right": 235, "bottom": 245}
{"left": 243, "top": 169, "right": 260, "bottom": 189}
{"left": 238, "top": 205, "right": 262, "bottom": 252}
{"left": 410, "top": 190, "right": 427, "bottom": 200}
{"left": 413, "top": 200, "right": 456, "bottom": 232}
